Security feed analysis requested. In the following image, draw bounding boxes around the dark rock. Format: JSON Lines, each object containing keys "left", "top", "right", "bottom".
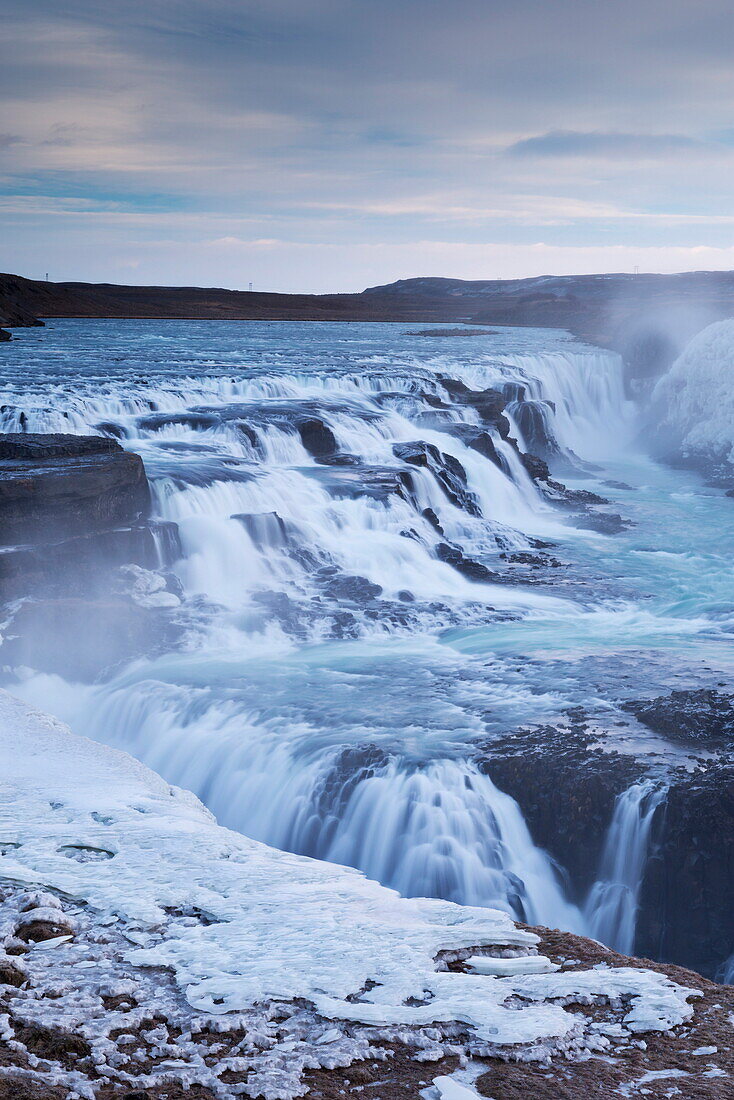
{"left": 622, "top": 690, "right": 734, "bottom": 751}
{"left": 566, "top": 511, "right": 628, "bottom": 534}
{"left": 0, "top": 328, "right": 11, "bottom": 341}
{"left": 604, "top": 480, "right": 635, "bottom": 491}
{"left": 638, "top": 765, "right": 734, "bottom": 977}
{"left": 0, "top": 435, "right": 120, "bottom": 461}
{"left": 306, "top": 463, "right": 415, "bottom": 503}
{"left": 520, "top": 452, "right": 551, "bottom": 481}
{"left": 0, "top": 522, "right": 176, "bottom": 599}
{"left": 435, "top": 542, "right": 497, "bottom": 582}
{"left": 477, "top": 723, "right": 644, "bottom": 898}
{"left": 317, "top": 453, "right": 361, "bottom": 466}
{"left": 393, "top": 441, "right": 481, "bottom": 516}
{"left": 508, "top": 399, "right": 563, "bottom": 459}
{"left": 298, "top": 417, "right": 338, "bottom": 458}
{"left": 421, "top": 507, "right": 444, "bottom": 534}
{"left": 438, "top": 379, "right": 512, "bottom": 438}
{"left": 322, "top": 574, "right": 383, "bottom": 603}
{"left": 95, "top": 421, "right": 128, "bottom": 439}
{"left": 0, "top": 434, "right": 150, "bottom": 545}
{"left": 444, "top": 424, "right": 506, "bottom": 470}
{"left": 545, "top": 478, "right": 609, "bottom": 506}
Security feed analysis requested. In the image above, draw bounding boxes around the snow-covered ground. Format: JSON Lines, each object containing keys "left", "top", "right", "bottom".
{"left": 0, "top": 689, "right": 708, "bottom": 1098}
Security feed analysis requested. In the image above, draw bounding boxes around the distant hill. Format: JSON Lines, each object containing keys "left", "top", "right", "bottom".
{"left": 3, "top": 269, "right": 734, "bottom": 378}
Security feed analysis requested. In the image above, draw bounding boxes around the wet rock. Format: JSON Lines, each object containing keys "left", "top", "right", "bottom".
{"left": 322, "top": 574, "right": 383, "bottom": 603}
{"left": 421, "top": 507, "right": 444, "bottom": 534}
{"left": 444, "top": 424, "right": 506, "bottom": 470}
{"left": 508, "top": 398, "right": 563, "bottom": 459}
{"left": 298, "top": 417, "right": 338, "bottom": 458}
{"left": 544, "top": 479, "right": 609, "bottom": 506}
{"left": 233, "top": 511, "right": 291, "bottom": 550}
{"left": 393, "top": 441, "right": 481, "bottom": 516}
{"left": 0, "top": 328, "right": 11, "bottom": 341}
{"left": 566, "top": 511, "right": 628, "bottom": 534}
{"left": 520, "top": 452, "right": 551, "bottom": 481}
{"left": 308, "top": 463, "right": 415, "bottom": 503}
{"left": 604, "top": 479, "right": 635, "bottom": 491}
{"left": 438, "top": 378, "right": 513, "bottom": 438}
{"left": 435, "top": 542, "right": 497, "bottom": 582}
{"left": 317, "top": 452, "right": 361, "bottom": 466}
{"left": 0, "top": 434, "right": 150, "bottom": 545}
{"left": 622, "top": 689, "right": 734, "bottom": 752}
{"left": 477, "top": 723, "right": 644, "bottom": 898}
{"left": 638, "top": 764, "right": 734, "bottom": 978}
{"left": 0, "top": 522, "right": 172, "bottom": 600}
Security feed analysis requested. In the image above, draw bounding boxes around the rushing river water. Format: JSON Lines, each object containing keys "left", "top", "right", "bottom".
{"left": 3, "top": 319, "right": 734, "bottom": 954}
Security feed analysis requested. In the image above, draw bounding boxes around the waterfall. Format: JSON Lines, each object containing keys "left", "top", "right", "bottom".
{"left": 3, "top": 320, "right": 642, "bottom": 947}
{"left": 583, "top": 781, "right": 666, "bottom": 955}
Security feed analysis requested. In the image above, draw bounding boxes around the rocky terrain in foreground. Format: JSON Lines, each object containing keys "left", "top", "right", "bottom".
{"left": 0, "top": 691, "right": 732, "bottom": 1100}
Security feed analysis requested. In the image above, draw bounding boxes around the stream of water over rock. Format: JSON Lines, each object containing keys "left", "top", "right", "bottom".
{"left": 3, "top": 319, "right": 733, "bottom": 958}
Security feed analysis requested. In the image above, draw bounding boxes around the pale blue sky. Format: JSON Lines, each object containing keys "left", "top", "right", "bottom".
{"left": 2, "top": 0, "right": 734, "bottom": 291}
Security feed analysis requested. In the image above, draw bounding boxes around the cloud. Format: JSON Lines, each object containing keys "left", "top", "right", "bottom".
{"left": 3, "top": 0, "right": 734, "bottom": 287}
{"left": 507, "top": 131, "right": 711, "bottom": 159}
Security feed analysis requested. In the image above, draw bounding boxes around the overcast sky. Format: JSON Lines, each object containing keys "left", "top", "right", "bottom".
{"left": 3, "top": 0, "right": 734, "bottom": 291}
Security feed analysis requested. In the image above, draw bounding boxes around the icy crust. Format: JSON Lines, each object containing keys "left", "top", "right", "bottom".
{"left": 0, "top": 691, "right": 702, "bottom": 1096}
{"left": 653, "top": 319, "right": 734, "bottom": 465}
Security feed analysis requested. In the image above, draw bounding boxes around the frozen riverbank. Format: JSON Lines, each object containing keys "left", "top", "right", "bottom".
{"left": 3, "top": 690, "right": 733, "bottom": 1099}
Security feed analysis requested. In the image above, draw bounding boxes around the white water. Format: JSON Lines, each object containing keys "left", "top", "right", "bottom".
{"left": 584, "top": 782, "right": 666, "bottom": 955}
{"left": 3, "top": 319, "right": 730, "bottom": 960}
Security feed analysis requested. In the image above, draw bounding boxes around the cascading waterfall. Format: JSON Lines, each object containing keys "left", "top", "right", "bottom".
{"left": 2, "top": 319, "right": 663, "bottom": 951}
{"left": 583, "top": 781, "right": 666, "bottom": 955}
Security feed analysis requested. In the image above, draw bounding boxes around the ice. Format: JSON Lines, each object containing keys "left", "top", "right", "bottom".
{"left": 465, "top": 954, "right": 559, "bottom": 976}
{"left": 653, "top": 319, "right": 734, "bottom": 465}
{"left": 431, "top": 1076, "right": 484, "bottom": 1099}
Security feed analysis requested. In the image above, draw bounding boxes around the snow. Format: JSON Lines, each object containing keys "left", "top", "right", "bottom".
{"left": 0, "top": 689, "right": 703, "bottom": 1097}
{"left": 465, "top": 954, "right": 559, "bottom": 976}
{"left": 431, "top": 1076, "right": 484, "bottom": 1099}
{"left": 652, "top": 319, "right": 734, "bottom": 464}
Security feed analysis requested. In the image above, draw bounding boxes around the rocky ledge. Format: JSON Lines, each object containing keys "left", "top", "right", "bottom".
{"left": 0, "top": 692, "right": 731, "bottom": 1100}
{"left": 0, "top": 434, "right": 150, "bottom": 546}
{"left": 477, "top": 694, "right": 734, "bottom": 980}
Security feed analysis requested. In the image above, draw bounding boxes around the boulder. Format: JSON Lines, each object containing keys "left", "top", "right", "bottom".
{"left": 297, "top": 417, "right": 338, "bottom": 458}
{"left": 0, "top": 328, "right": 10, "bottom": 342}
{"left": 0, "top": 434, "right": 150, "bottom": 545}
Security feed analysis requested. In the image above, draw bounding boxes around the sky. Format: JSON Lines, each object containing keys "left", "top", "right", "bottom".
{"left": 3, "top": 0, "right": 734, "bottom": 292}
